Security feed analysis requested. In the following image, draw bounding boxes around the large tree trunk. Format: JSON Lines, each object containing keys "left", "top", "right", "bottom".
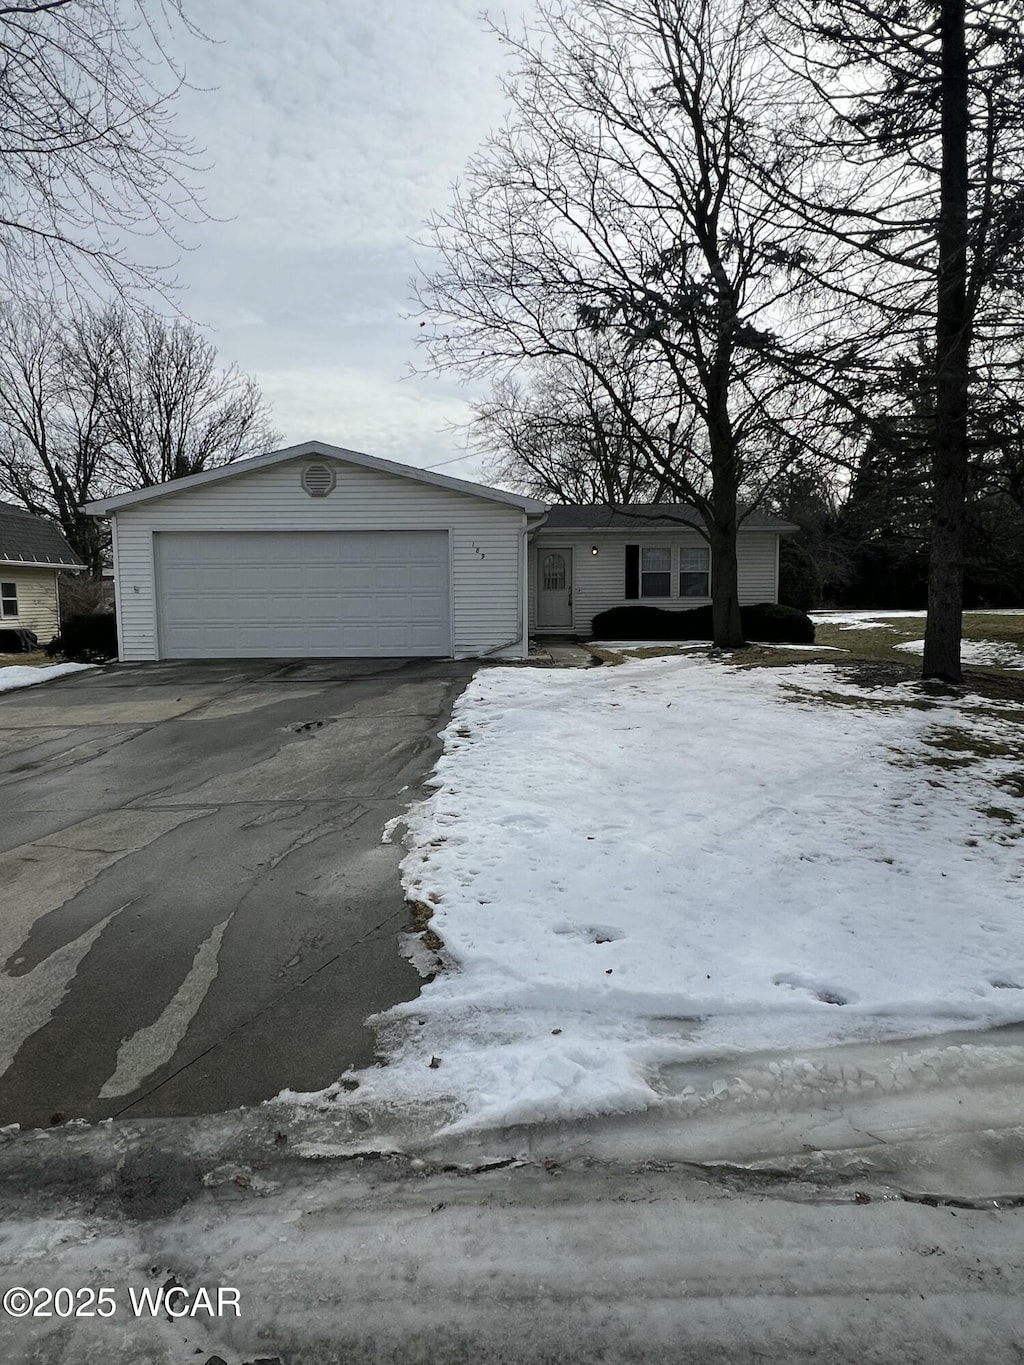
{"left": 708, "top": 513, "right": 744, "bottom": 648}
{"left": 706, "top": 357, "right": 745, "bottom": 648}
{"left": 922, "top": 0, "right": 970, "bottom": 683}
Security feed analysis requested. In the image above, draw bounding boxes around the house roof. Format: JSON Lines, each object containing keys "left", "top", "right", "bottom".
{"left": 83, "top": 440, "right": 550, "bottom": 516}
{"left": 540, "top": 503, "right": 798, "bottom": 532}
{"left": 0, "top": 503, "right": 84, "bottom": 568}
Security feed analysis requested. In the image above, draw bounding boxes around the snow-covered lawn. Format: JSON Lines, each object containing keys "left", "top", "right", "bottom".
{"left": 298, "top": 655, "right": 1024, "bottom": 1135}
{"left": 0, "top": 662, "right": 94, "bottom": 692}
{"left": 811, "top": 611, "right": 929, "bottom": 627}
{"left": 894, "top": 638, "right": 1024, "bottom": 669}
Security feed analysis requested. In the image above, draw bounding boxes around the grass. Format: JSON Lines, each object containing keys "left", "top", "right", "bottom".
{"left": 919, "top": 725, "right": 1017, "bottom": 762}
{"left": 584, "top": 611, "right": 1024, "bottom": 687}
{"left": 0, "top": 650, "right": 50, "bottom": 669}
{"left": 813, "top": 610, "right": 1024, "bottom": 665}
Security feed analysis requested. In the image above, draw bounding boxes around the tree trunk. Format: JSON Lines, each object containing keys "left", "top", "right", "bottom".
{"left": 708, "top": 519, "right": 744, "bottom": 648}
{"left": 922, "top": 0, "right": 970, "bottom": 683}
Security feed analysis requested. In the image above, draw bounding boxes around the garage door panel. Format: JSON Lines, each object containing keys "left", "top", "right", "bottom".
{"left": 155, "top": 531, "right": 451, "bottom": 658}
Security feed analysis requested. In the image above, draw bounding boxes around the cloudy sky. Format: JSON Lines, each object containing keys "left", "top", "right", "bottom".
{"left": 160, "top": 0, "right": 528, "bottom": 478}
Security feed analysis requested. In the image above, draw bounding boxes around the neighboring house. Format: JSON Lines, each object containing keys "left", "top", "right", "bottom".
{"left": 84, "top": 441, "right": 796, "bottom": 662}
{"left": 0, "top": 503, "right": 85, "bottom": 644}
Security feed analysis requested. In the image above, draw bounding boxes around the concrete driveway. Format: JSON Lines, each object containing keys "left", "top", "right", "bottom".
{"left": 0, "top": 658, "right": 477, "bottom": 1130}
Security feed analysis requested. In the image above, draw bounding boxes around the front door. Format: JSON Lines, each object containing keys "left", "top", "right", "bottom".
{"left": 536, "top": 547, "right": 573, "bottom": 628}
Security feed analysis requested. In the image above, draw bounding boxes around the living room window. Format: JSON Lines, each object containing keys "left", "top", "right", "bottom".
{"left": 679, "top": 546, "right": 711, "bottom": 597}
{"left": 640, "top": 547, "right": 671, "bottom": 597}
{"left": 1, "top": 582, "right": 17, "bottom": 617}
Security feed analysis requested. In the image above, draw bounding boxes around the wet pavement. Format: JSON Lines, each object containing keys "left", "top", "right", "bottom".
{"left": 0, "top": 658, "right": 476, "bottom": 1129}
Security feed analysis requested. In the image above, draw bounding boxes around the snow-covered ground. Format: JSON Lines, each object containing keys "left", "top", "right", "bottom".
{"left": 894, "top": 638, "right": 1024, "bottom": 669}
{"left": 0, "top": 663, "right": 94, "bottom": 693}
{"left": 287, "top": 655, "right": 1024, "bottom": 1136}
{"left": 603, "top": 640, "right": 845, "bottom": 653}
{"left": 811, "top": 610, "right": 930, "bottom": 626}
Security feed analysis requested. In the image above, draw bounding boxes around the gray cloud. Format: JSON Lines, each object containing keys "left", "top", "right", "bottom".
{"left": 155, "top": 0, "right": 527, "bottom": 471}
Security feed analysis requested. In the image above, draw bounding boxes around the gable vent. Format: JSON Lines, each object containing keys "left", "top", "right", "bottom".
{"left": 301, "top": 462, "right": 336, "bottom": 498}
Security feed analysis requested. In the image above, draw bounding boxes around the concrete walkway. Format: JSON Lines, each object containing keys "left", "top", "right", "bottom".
{"left": 528, "top": 638, "right": 596, "bottom": 667}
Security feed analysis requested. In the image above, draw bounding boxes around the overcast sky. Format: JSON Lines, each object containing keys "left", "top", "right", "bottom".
{"left": 162, "top": 0, "right": 527, "bottom": 478}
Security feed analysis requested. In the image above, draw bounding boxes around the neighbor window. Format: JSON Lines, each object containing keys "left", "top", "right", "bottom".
{"left": 640, "top": 547, "right": 671, "bottom": 597}
{"left": 679, "top": 546, "right": 711, "bottom": 597}
{"left": 1, "top": 582, "right": 17, "bottom": 617}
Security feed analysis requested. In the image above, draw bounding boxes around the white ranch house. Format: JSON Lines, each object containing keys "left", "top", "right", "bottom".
{"left": 85, "top": 441, "right": 795, "bottom": 662}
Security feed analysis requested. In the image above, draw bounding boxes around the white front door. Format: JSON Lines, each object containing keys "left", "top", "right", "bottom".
{"left": 536, "top": 546, "right": 573, "bottom": 628}
{"left": 154, "top": 530, "right": 452, "bottom": 658}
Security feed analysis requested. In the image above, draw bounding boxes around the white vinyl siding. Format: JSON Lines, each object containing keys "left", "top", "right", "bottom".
{"left": 0, "top": 567, "right": 60, "bottom": 641}
{"left": 110, "top": 458, "right": 525, "bottom": 661}
{"left": 530, "top": 529, "right": 781, "bottom": 634}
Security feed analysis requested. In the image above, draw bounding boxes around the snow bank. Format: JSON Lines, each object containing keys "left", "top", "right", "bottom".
{"left": 0, "top": 663, "right": 95, "bottom": 693}
{"left": 305, "top": 656, "right": 1024, "bottom": 1134}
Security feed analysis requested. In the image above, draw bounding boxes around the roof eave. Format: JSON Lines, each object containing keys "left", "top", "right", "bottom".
{"left": 0, "top": 556, "right": 84, "bottom": 570}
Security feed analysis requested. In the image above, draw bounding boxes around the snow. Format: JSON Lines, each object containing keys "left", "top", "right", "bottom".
{"left": 0, "top": 663, "right": 94, "bottom": 692}
{"left": 602, "top": 640, "right": 845, "bottom": 653}
{"left": 894, "top": 638, "right": 1024, "bottom": 669}
{"left": 4, "top": 1126, "right": 1024, "bottom": 1365}
{"left": 811, "top": 610, "right": 928, "bottom": 626}
{"left": 292, "top": 654, "right": 1024, "bottom": 1136}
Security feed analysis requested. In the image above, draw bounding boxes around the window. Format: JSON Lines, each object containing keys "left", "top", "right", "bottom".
{"left": 640, "top": 547, "right": 671, "bottom": 597}
{"left": 542, "top": 553, "right": 567, "bottom": 590}
{"left": 1, "top": 582, "right": 17, "bottom": 618}
{"left": 679, "top": 546, "right": 711, "bottom": 597}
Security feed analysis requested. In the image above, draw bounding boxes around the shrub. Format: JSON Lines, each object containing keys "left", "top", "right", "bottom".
{"left": 0, "top": 628, "right": 38, "bottom": 654}
{"left": 46, "top": 613, "right": 118, "bottom": 662}
{"left": 591, "top": 604, "right": 712, "bottom": 640}
{"left": 741, "top": 602, "right": 815, "bottom": 644}
{"left": 591, "top": 602, "right": 814, "bottom": 645}
{"left": 58, "top": 571, "right": 114, "bottom": 618}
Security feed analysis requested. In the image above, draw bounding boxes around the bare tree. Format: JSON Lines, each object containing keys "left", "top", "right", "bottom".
{"left": 473, "top": 348, "right": 684, "bottom": 504}
{"left": 0, "top": 301, "right": 277, "bottom": 570}
{"left": 98, "top": 307, "right": 278, "bottom": 485}
{"left": 757, "top": 0, "right": 1024, "bottom": 679}
{"left": 415, "top": 0, "right": 827, "bottom": 647}
{"left": 0, "top": 300, "right": 113, "bottom": 573}
{"left": 0, "top": 0, "right": 207, "bottom": 302}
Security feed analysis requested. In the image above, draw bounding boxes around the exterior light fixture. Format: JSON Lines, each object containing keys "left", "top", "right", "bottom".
{"left": 591, "top": 545, "right": 599, "bottom": 556}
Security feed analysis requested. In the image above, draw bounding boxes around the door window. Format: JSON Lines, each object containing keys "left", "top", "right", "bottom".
{"left": 542, "top": 553, "right": 567, "bottom": 591}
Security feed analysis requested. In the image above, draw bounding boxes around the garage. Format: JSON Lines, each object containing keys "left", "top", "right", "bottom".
{"left": 86, "top": 441, "right": 547, "bottom": 662}
{"left": 155, "top": 529, "right": 451, "bottom": 658}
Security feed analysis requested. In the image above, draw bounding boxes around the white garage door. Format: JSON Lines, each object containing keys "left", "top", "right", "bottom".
{"left": 155, "top": 530, "right": 451, "bottom": 658}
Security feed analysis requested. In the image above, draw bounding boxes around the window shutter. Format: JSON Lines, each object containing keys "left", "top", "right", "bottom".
{"left": 625, "top": 544, "right": 639, "bottom": 598}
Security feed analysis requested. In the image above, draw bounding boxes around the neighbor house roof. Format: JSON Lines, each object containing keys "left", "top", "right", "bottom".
{"left": 540, "top": 503, "right": 798, "bottom": 532}
{"left": 0, "top": 503, "right": 84, "bottom": 568}
{"left": 83, "top": 440, "right": 549, "bottom": 516}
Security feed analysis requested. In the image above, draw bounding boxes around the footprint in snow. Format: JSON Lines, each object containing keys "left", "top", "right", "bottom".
{"left": 772, "top": 971, "right": 858, "bottom": 1006}
{"left": 552, "top": 922, "right": 625, "bottom": 945}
